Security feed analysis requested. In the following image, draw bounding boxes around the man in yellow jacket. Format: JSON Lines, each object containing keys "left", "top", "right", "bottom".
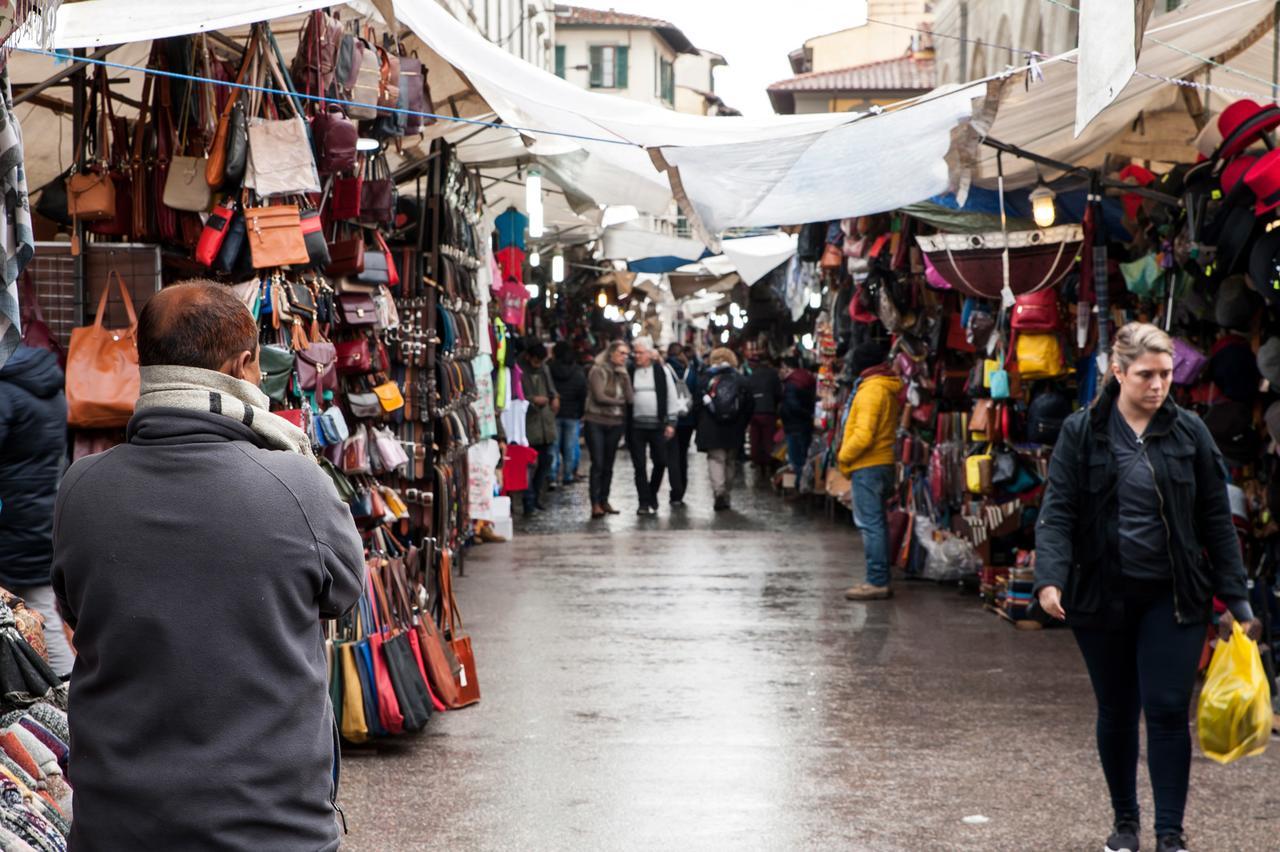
{"left": 837, "top": 341, "right": 903, "bottom": 600}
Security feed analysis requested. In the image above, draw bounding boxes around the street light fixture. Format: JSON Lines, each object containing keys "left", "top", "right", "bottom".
{"left": 1029, "top": 178, "right": 1057, "bottom": 228}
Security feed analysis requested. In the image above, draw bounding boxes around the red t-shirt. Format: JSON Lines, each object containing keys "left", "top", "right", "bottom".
{"left": 502, "top": 444, "right": 539, "bottom": 493}
{"left": 499, "top": 280, "right": 530, "bottom": 331}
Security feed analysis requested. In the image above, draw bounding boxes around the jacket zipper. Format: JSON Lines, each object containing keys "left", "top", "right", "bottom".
{"left": 1144, "top": 444, "right": 1184, "bottom": 623}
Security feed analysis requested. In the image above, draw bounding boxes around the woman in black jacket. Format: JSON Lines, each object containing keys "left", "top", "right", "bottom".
{"left": 548, "top": 341, "right": 588, "bottom": 488}
{"left": 1035, "top": 323, "right": 1260, "bottom": 852}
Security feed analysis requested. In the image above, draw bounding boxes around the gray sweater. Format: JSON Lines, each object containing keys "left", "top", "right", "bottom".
{"left": 52, "top": 408, "right": 365, "bottom": 851}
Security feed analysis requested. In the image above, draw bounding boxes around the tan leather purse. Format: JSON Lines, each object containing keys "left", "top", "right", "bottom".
{"left": 66, "top": 271, "right": 140, "bottom": 429}
{"left": 373, "top": 379, "right": 405, "bottom": 413}
{"left": 245, "top": 202, "right": 310, "bottom": 269}
{"left": 66, "top": 170, "right": 116, "bottom": 221}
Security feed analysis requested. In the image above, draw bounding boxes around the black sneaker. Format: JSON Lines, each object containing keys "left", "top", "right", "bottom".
{"left": 1105, "top": 821, "right": 1140, "bottom": 852}
{"left": 670, "top": 499, "right": 685, "bottom": 507}
{"left": 714, "top": 495, "right": 730, "bottom": 512}
{"left": 637, "top": 506, "right": 656, "bottom": 516}
{"left": 1155, "top": 834, "right": 1188, "bottom": 852}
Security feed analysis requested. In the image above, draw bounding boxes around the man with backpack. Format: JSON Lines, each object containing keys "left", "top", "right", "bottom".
{"left": 696, "top": 348, "right": 754, "bottom": 512}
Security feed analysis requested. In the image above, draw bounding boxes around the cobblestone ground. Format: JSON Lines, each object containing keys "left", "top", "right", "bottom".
{"left": 340, "top": 455, "right": 1280, "bottom": 851}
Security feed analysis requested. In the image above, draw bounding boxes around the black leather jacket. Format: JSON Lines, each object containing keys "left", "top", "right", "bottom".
{"left": 1034, "top": 380, "right": 1248, "bottom": 627}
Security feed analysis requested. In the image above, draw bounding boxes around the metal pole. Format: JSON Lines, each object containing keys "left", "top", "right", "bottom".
{"left": 71, "top": 47, "right": 86, "bottom": 322}
{"left": 1091, "top": 173, "right": 1110, "bottom": 395}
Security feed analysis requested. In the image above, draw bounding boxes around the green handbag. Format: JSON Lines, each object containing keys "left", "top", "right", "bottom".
{"left": 319, "top": 458, "right": 357, "bottom": 503}
{"left": 259, "top": 344, "right": 295, "bottom": 403}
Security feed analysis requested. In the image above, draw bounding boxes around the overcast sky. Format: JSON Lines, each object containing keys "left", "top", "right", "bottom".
{"left": 567, "top": 1, "right": 871, "bottom": 116}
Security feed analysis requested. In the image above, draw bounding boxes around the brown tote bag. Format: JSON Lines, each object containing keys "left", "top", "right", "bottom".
{"left": 66, "top": 271, "right": 140, "bottom": 429}
{"left": 438, "top": 550, "right": 480, "bottom": 708}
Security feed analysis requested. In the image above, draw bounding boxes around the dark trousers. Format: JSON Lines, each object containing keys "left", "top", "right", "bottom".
{"left": 1072, "top": 581, "right": 1206, "bottom": 837}
{"left": 585, "top": 422, "right": 625, "bottom": 506}
{"left": 668, "top": 424, "right": 695, "bottom": 502}
{"left": 748, "top": 413, "right": 776, "bottom": 467}
{"left": 628, "top": 425, "right": 668, "bottom": 510}
{"left": 524, "top": 443, "right": 552, "bottom": 513}
{"left": 785, "top": 427, "right": 812, "bottom": 476}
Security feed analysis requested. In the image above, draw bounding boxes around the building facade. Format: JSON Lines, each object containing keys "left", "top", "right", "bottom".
{"left": 931, "top": 0, "right": 1078, "bottom": 85}
{"left": 436, "top": 0, "right": 559, "bottom": 71}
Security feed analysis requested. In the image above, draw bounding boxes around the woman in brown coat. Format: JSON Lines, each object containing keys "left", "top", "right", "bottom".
{"left": 584, "top": 341, "right": 634, "bottom": 518}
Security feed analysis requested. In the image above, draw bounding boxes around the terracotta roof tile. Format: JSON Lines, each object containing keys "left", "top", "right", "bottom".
{"left": 768, "top": 54, "right": 936, "bottom": 94}
{"left": 554, "top": 5, "right": 697, "bottom": 54}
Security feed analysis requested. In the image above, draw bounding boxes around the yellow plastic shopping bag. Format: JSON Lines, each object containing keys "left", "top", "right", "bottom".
{"left": 1196, "top": 622, "right": 1271, "bottom": 764}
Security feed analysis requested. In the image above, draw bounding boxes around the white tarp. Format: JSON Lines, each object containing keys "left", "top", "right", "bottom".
{"left": 719, "top": 233, "right": 799, "bottom": 287}
{"left": 601, "top": 222, "right": 705, "bottom": 264}
{"left": 1075, "top": 0, "right": 1155, "bottom": 136}
{"left": 17, "top": 0, "right": 337, "bottom": 47}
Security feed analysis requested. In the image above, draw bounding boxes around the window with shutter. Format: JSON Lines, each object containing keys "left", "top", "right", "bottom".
{"left": 615, "top": 46, "right": 629, "bottom": 89}
{"left": 555, "top": 45, "right": 566, "bottom": 79}
{"left": 589, "top": 45, "right": 603, "bottom": 87}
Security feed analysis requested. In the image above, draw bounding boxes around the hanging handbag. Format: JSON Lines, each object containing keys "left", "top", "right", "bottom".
{"left": 354, "top": 247, "right": 390, "bottom": 285}
{"left": 327, "top": 232, "right": 366, "bottom": 277}
{"left": 163, "top": 76, "right": 212, "bottom": 213}
{"left": 245, "top": 201, "right": 311, "bottom": 269}
{"left": 214, "top": 209, "right": 254, "bottom": 276}
{"left": 258, "top": 344, "right": 295, "bottom": 403}
{"left": 297, "top": 341, "right": 338, "bottom": 395}
{"left": 196, "top": 199, "right": 237, "bottom": 266}
{"left": 398, "top": 52, "right": 434, "bottom": 135}
{"left": 35, "top": 171, "right": 72, "bottom": 226}
{"left": 348, "top": 34, "right": 382, "bottom": 120}
{"left": 376, "top": 45, "right": 401, "bottom": 111}
{"left": 331, "top": 171, "right": 363, "bottom": 220}
{"left": 339, "top": 293, "right": 378, "bottom": 326}
{"left": 66, "top": 271, "right": 140, "bottom": 429}
{"left": 347, "top": 391, "right": 382, "bottom": 419}
{"left": 336, "top": 338, "right": 373, "bottom": 374}
{"left": 18, "top": 274, "right": 66, "bottom": 369}
{"left": 369, "top": 569, "right": 430, "bottom": 733}
{"left": 438, "top": 551, "right": 480, "bottom": 708}
{"left": 207, "top": 29, "right": 258, "bottom": 189}
{"left": 317, "top": 406, "right": 349, "bottom": 445}
{"left": 244, "top": 45, "right": 321, "bottom": 197}
{"left": 374, "top": 426, "right": 410, "bottom": 472}
{"left": 338, "top": 642, "right": 369, "bottom": 743}
{"left": 359, "top": 155, "right": 395, "bottom": 226}
{"left": 312, "top": 105, "right": 358, "bottom": 175}
{"left": 373, "top": 380, "right": 405, "bottom": 413}
{"left": 300, "top": 210, "right": 331, "bottom": 268}
{"left": 319, "top": 457, "right": 357, "bottom": 502}
{"left": 342, "top": 425, "right": 371, "bottom": 474}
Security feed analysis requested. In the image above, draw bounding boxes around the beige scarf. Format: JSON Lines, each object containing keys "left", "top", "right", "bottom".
{"left": 135, "top": 365, "right": 313, "bottom": 458}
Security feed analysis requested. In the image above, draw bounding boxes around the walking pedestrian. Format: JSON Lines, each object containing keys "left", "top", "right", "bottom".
{"left": 666, "top": 343, "right": 698, "bottom": 507}
{"left": 696, "top": 347, "right": 753, "bottom": 512}
{"left": 585, "top": 340, "right": 633, "bottom": 519}
{"left": 51, "top": 281, "right": 365, "bottom": 850}
{"left": 519, "top": 338, "right": 559, "bottom": 515}
{"left": 745, "top": 354, "right": 783, "bottom": 472}
{"left": 627, "top": 336, "right": 679, "bottom": 516}
{"left": 838, "top": 340, "right": 902, "bottom": 601}
{"left": 548, "top": 341, "right": 587, "bottom": 489}
{"left": 780, "top": 355, "right": 817, "bottom": 482}
{"left": 1034, "top": 322, "right": 1260, "bottom": 852}
{"left": 0, "top": 345, "right": 74, "bottom": 677}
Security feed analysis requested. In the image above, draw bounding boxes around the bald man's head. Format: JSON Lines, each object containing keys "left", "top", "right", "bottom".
{"left": 138, "top": 281, "right": 259, "bottom": 378}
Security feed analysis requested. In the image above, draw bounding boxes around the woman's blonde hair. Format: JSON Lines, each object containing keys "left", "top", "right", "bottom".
{"left": 1111, "top": 321, "right": 1174, "bottom": 374}
{"left": 708, "top": 347, "right": 739, "bottom": 369}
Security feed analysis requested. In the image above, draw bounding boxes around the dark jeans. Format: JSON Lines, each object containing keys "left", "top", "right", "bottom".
{"left": 1072, "top": 581, "right": 1206, "bottom": 837}
{"left": 668, "top": 424, "right": 695, "bottom": 502}
{"left": 628, "top": 425, "right": 668, "bottom": 510}
{"left": 851, "top": 464, "right": 894, "bottom": 587}
{"left": 585, "top": 421, "right": 625, "bottom": 506}
{"left": 524, "top": 443, "right": 552, "bottom": 513}
{"left": 550, "top": 418, "right": 582, "bottom": 484}
{"left": 748, "top": 413, "right": 776, "bottom": 467}
{"left": 785, "top": 428, "right": 812, "bottom": 476}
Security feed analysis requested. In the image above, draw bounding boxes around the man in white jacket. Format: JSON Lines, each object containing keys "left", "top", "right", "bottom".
{"left": 626, "top": 336, "right": 679, "bottom": 516}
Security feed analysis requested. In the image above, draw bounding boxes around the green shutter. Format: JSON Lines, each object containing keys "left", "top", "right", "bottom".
{"left": 615, "top": 46, "right": 629, "bottom": 89}
{"left": 555, "top": 45, "right": 566, "bottom": 79}
{"left": 589, "top": 46, "right": 603, "bottom": 87}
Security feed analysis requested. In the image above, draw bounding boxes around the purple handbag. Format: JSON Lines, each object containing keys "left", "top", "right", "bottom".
{"left": 297, "top": 341, "right": 339, "bottom": 395}
{"left": 1172, "top": 338, "right": 1208, "bottom": 385}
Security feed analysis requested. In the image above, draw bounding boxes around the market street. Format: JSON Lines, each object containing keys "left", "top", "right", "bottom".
{"left": 339, "top": 467, "right": 1280, "bottom": 852}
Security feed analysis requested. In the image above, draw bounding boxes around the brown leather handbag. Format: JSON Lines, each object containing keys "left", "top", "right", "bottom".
{"left": 66, "top": 271, "right": 140, "bottom": 429}
{"left": 245, "top": 201, "right": 310, "bottom": 269}
{"left": 207, "top": 29, "right": 259, "bottom": 189}
{"left": 326, "top": 227, "right": 366, "bottom": 277}
{"left": 438, "top": 550, "right": 479, "bottom": 708}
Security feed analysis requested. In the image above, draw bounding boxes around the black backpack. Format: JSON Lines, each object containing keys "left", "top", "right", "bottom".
{"left": 708, "top": 371, "right": 746, "bottom": 424}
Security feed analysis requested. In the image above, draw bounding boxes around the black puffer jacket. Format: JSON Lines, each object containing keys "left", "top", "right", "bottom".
{"left": 0, "top": 346, "right": 67, "bottom": 587}
{"left": 1034, "top": 380, "right": 1248, "bottom": 628}
{"left": 549, "top": 359, "right": 588, "bottom": 420}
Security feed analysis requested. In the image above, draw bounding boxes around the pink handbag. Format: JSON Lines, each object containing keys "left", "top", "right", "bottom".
{"left": 1172, "top": 338, "right": 1208, "bottom": 386}
{"left": 374, "top": 426, "right": 409, "bottom": 473}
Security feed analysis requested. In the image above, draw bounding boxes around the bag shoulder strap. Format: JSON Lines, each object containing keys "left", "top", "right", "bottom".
{"left": 94, "top": 270, "right": 138, "bottom": 329}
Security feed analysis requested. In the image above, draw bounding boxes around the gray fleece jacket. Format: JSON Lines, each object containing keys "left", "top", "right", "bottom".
{"left": 52, "top": 408, "right": 365, "bottom": 852}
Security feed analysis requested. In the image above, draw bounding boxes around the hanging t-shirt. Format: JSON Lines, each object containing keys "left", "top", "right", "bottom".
{"left": 472, "top": 354, "right": 498, "bottom": 440}
{"left": 495, "top": 246, "right": 526, "bottom": 283}
{"left": 500, "top": 398, "right": 530, "bottom": 446}
{"left": 494, "top": 209, "right": 529, "bottom": 252}
{"left": 499, "top": 279, "right": 530, "bottom": 331}
{"left": 502, "top": 443, "right": 539, "bottom": 493}
{"left": 468, "top": 439, "right": 502, "bottom": 520}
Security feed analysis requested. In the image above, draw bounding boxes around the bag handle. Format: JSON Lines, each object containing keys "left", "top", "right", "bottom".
{"left": 18, "top": 273, "right": 46, "bottom": 326}
{"left": 94, "top": 270, "right": 138, "bottom": 330}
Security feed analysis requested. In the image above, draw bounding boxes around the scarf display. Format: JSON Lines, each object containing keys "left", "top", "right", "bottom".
{"left": 0, "top": 68, "right": 35, "bottom": 370}
{"left": 136, "top": 365, "right": 313, "bottom": 458}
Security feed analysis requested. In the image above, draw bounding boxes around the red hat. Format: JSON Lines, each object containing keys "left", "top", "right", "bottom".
{"left": 1245, "top": 149, "right": 1280, "bottom": 215}
{"left": 1218, "top": 99, "right": 1280, "bottom": 159}
{"left": 1221, "top": 155, "right": 1258, "bottom": 195}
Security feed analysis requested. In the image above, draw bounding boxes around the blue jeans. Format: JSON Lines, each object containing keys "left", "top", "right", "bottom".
{"left": 785, "top": 428, "right": 811, "bottom": 476}
{"left": 851, "top": 464, "right": 895, "bottom": 587}
{"left": 550, "top": 418, "right": 582, "bottom": 484}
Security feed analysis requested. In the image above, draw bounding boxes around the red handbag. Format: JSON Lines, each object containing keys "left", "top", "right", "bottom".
{"left": 375, "top": 232, "right": 400, "bottom": 288}
{"left": 335, "top": 338, "right": 372, "bottom": 373}
{"left": 1011, "top": 288, "right": 1059, "bottom": 331}
{"left": 18, "top": 273, "right": 65, "bottom": 369}
{"left": 276, "top": 409, "right": 305, "bottom": 428}
{"left": 366, "top": 573, "right": 405, "bottom": 735}
{"left": 196, "top": 199, "right": 237, "bottom": 267}
{"left": 945, "top": 312, "right": 975, "bottom": 353}
{"left": 331, "top": 173, "right": 363, "bottom": 220}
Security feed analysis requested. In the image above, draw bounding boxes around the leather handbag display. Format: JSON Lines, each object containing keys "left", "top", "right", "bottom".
{"left": 438, "top": 550, "right": 480, "bottom": 708}
{"left": 300, "top": 210, "right": 331, "bottom": 268}
{"left": 359, "top": 155, "right": 395, "bottom": 226}
{"left": 373, "top": 380, "right": 405, "bottom": 413}
{"left": 18, "top": 274, "right": 65, "bottom": 369}
{"left": 214, "top": 210, "right": 254, "bottom": 277}
{"left": 297, "top": 341, "right": 338, "bottom": 395}
{"left": 348, "top": 35, "right": 381, "bottom": 119}
{"left": 336, "top": 338, "right": 373, "bottom": 374}
{"left": 327, "top": 230, "right": 366, "bottom": 277}
{"left": 331, "top": 172, "right": 363, "bottom": 220}
{"left": 312, "top": 105, "right": 358, "bottom": 175}
{"left": 258, "top": 344, "right": 295, "bottom": 403}
{"left": 245, "top": 202, "right": 311, "bottom": 269}
{"left": 163, "top": 154, "right": 212, "bottom": 212}
{"left": 207, "top": 29, "right": 258, "bottom": 188}
{"left": 398, "top": 52, "right": 434, "bottom": 135}
{"left": 347, "top": 391, "right": 383, "bottom": 419}
{"left": 339, "top": 293, "right": 378, "bottom": 326}
{"left": 66, "top": 271, "right": 140, "bottom": 429}
{"left": 66, "top": 169, "right": 116, "bottom": 222}
{"left": 354, "top": 247, "right": 389, "bottom": 285}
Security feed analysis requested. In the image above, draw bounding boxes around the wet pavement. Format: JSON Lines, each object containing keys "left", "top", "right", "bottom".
{"left": 339, "top": 454, "right": 1280, "bottom": 851}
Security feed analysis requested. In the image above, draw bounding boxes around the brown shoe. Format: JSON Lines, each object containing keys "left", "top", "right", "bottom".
{"left": 844, "top": 584, "right": 893, "bottom": 601}
{"left": 602, "top": 503, "right": 621, "bottom": 515}
{"left": 591, "top": 504, "right": 606, "bottom": 519}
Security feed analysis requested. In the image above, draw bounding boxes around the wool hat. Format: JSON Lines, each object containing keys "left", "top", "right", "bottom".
{"left": 1217, "top": 99, "right": 1280, "bottom": 160}
{"left": 852, "top": 340, "right": 889, "bottom": 375}
{"left": 1221, "top": 154, "right": 1258, "bottom": 197}
{"left": 1212, "top": 206, "right": 1260, "bottom": 277}
{"left": 1248, "top": 225, "right": 1280, "bottom": 306}
{"left": 1266, "top": 400, "right": 1280, "bottom": 444}
{"left": 1215, "top": 274, "right": 1263, "bottom": 331}
{"left": 1245, "top": 149, "right": 1280, "bottom": 216}
{"left": 1258, "top": 338, "right": 1280, "bottom": 388}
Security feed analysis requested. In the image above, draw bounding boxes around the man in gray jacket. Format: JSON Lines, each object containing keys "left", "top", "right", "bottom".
{"left": 52, "top": 281, "right": 365, "bottom": 851}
